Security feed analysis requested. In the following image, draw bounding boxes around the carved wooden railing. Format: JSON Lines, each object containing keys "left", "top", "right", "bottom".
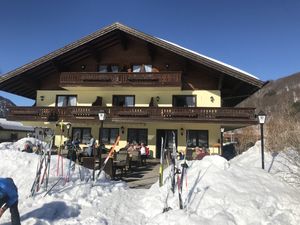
{"left": 7, "top": 106, "right": 257, "bottom": 124}
{"left": 59, "top": 71, "right": 182, "bottom": 87}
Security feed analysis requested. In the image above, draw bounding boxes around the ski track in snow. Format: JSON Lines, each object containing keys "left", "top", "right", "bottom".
{"left": 0, "top": 138, "right": 300, "bottom": 225}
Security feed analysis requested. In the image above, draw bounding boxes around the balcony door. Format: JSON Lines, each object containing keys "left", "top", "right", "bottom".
{"left": 172, "top": 95, "right": 196, "bottom": 107}
{"left": 113, "top": 95, "right": 135, "bottom": 107}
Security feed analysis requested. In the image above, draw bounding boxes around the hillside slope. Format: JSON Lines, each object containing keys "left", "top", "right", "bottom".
{"left": 238, "top": 72, "right": 300, "bottom": 117}
{"left": 0, "top": 95, "right": 15, "bottom": 118}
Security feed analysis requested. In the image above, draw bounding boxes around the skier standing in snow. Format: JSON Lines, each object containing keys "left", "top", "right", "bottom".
{"left": 0, "top": 177, "right": 20, "bottom": 225}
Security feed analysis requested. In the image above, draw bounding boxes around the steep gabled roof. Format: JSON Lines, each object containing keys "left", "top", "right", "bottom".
{"left": 0, "top": 22, "right": 264, "bottom": 99}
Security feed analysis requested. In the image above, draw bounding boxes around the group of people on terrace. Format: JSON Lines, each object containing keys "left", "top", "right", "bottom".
{"left": 66, "top": 134, "right": 208, "bottom": 163}
{"left": 66, "top": 135, "right": 150, "bottom": 165}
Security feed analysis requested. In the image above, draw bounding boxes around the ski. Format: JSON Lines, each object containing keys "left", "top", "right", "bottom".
{"left": 30, "top": 151, "right": 47, "bottom": 196}
{"left": 66, "top": 144, "right": 76, "bottom": 182}
{"left": 56, "top": 120, "right": 65, "bottom": 177}
{"left": 41, "top": 135, "right": 54, "bottom": 188}
{"left": 95, "top": 135, "right": 120, "bottom": 181}
{"left": 171, "top": 131, "right": 177, "bottom": 194}
{"left": 159, "top": 137, "right": 164, "bottom": 187}
{"left": 178, "top": 155, "right": 188, "bottom": 209}
{"left": 43, "top": 176, "right": 63, "bottom": 197}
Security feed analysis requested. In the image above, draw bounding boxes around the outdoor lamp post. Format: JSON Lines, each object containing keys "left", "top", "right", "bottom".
{"left": 98, "top": 111, "right": 106, "bottom": 153}
{"left": 258, "top": 111, "right": 266, "bottom": 169}
{"left": 66, "top": 123, "right": 72, "bottom": 138}
{"left": 220, "top": 127, "right": 225, "bottom": 155}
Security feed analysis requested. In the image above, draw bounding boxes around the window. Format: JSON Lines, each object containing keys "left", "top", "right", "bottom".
{"left": 98, "top": 65, "right": 120, "bottom": 73}
{"left": 132, "top": 64, "right": 152, "bottom": 72}
{"left": 72, "top": 128, "right": 91, "bottom": 144}
{"left": 113, "top": 95, "right": 135, "bottom": 107}
{"left": 186, "top": 130, "right": 208, "bottom": 148}
{"left": 173, "top": 95, "right": 196, "bottom": 107}
{"left": 127, "top": 128, "right": 148, "bottom": 145}
{"left": 99, "top": 128, "right": 119, "bottom": 144}
{"left": 56, "top": 95, "right": 77, "bottom": 107}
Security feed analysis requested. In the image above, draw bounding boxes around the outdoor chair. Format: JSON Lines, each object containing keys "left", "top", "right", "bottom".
{"left": 113, "top": 151, "right": 129, "bottom": 177}
{"left": 130, "top": 150, "right": 141, "bottom": 167}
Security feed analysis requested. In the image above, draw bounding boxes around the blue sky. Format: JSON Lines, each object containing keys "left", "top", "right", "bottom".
{"left": 0, "top": 0, "right": 300, "bottom": 106}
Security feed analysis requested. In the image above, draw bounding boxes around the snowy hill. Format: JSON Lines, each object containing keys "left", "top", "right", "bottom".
{"left": 0, "top": 138, "right": 299, "bottom": 224}
{"left": 0, "top": 96, "right": 15, "bottom": 118}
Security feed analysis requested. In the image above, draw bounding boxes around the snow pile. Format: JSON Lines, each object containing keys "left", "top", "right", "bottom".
{"left": 0, "top": 140, "right": 300, "bottom": 224}
{"left": 0, "top": 137, "right": 40, "bottom": 151}
{"left": 232, "top": 141, "right": 300, "bottom": 188}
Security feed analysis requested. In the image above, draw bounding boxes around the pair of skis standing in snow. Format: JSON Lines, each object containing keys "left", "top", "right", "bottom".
{"left": 30, "top": 128, "right": 121, "bottom": 197}
{"left": 159, "top": 132, "right": 189, "bottom": 211}
{"left": 30, "top": 131, "right": 54, "bottom": 197}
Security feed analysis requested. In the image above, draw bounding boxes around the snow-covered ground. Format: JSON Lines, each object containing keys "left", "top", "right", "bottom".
{"left": 0, "top": 138, "right": 299, "bottom": 224}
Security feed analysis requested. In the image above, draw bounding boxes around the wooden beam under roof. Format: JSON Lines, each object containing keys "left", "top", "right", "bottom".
{"left": 117, "top": 30, "right": 128, "bottom": 50}
{"left": 218, "top": 74, "right": 224, "bottom": 90}
{"left": 86, "top": 43, "right": 102, "bottom": 62}
{"left": 147, "top": 43, "right": 156, "bottom": 61}
{"left": 50, "top": 59, "right": 69, "bottom": 72}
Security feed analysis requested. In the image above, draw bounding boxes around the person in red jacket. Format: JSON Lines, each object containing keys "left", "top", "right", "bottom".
{"left": 0, "top": 177, "right": 20, "bottom": 225}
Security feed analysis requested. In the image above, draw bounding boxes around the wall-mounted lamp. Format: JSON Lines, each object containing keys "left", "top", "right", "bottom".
{"left": 40, "top": 96, "right": 45, "bottom": 101}
{"left": 121, "top": 126, "right": 125, "bottom": 134}
{"left": 180, "top": 127, "right": 184, "bottom": 136}
{"left": 66, "top": 123, "right": 72, "bottom": 130}
{"left": 210, "top": 96, "right": 215, "bottom": 103}
{"left": 165, "top": 64, "right": 169, "bottom": 69}
{"left": 156, "top": 96, "right": 160, "bottom": 102}
{"left": 81, "top": 65, "right": 86, "bottom": 70}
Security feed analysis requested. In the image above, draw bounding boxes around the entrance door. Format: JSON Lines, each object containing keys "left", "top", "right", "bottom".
{"left": 156, "top": 129, "right": 177, "bottom": 158}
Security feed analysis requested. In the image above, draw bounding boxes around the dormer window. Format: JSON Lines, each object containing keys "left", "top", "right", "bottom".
{"left": 132, "top": 64, "right": 152, "bottom": 72}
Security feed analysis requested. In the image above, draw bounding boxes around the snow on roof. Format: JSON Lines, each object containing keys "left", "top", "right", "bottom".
{"left": 0, "top": 118, "right": 34, "bottom": 132}
{"left": 158, "top": 37, "right": 259, "bottom": 80}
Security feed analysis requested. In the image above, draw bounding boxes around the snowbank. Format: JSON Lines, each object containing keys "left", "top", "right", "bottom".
{"left": 0, "top": 140, "right": 299, "bottom": 224}
{"left": 232, "top": 141, "right": 300, "bottom": 188}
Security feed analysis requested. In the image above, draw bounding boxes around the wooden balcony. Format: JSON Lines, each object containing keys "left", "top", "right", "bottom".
{"left": 7, "top": 106, "right": 257, "bottom": 124}
{"left": 59, "top": 71, "right": 182, "bottom": 87}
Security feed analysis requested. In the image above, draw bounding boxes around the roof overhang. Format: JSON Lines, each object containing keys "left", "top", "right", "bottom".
{"left": 0, "top": 22, "right": 265, "bottom": 99}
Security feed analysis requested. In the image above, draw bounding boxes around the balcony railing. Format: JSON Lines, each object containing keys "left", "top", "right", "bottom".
{"left": 7, "top": 106, "right": 257, "bottom": 124}
{"left": 59, "top": 71, "right": 182, "bottom": 87}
